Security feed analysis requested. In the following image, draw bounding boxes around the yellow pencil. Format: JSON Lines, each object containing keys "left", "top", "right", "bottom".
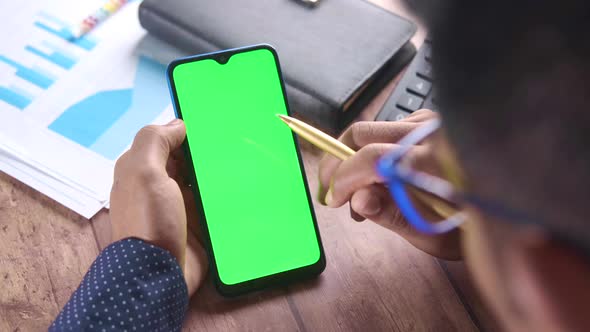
{"left": 277, "top": 114, "right": 455, "bottom": 219}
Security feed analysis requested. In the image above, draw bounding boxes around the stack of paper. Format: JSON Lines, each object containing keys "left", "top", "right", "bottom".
{"left": 0, "top": 0, "right": 187, "bottom": 218}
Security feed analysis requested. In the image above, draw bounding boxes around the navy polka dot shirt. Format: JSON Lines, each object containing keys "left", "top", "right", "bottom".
{"left": 49, "top": 238, "right": 189, "bottom": 331}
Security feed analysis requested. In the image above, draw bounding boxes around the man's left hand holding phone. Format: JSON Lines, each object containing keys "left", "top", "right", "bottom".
{"left": 110, "top": 119, "right": 208, "bottom": 296}
{"left": 50, "top": 47, "right": 316, "bottom": 331}
{"left": 49, "top": 120, "right": 208, "bottom": 331}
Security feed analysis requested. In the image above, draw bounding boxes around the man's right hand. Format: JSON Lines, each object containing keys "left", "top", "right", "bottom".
{"left": 317, "top": 110, "right": 462, "bottom": 260}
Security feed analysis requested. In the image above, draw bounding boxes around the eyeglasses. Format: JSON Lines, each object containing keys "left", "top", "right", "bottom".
{"left": 376, "top": 119, "right": 466, "bottom": 234}
{"left": 376, "top": 118, "right": 590, "bottom": 259}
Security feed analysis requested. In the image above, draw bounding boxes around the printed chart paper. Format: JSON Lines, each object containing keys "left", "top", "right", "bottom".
{"left": 0, "top": 0, "right": 186, "bottom": 218}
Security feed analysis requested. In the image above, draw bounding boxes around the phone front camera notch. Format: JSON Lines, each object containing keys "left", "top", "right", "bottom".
{"left": 216, "top": 54, "right": 231, "bottom": 65}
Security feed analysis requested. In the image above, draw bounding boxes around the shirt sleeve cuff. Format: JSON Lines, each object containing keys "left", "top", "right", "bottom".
{"left": 49, "top": 238, "right": 189, "bottom": 331}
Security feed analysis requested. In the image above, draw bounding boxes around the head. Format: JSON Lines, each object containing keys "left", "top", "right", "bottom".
{"left": 409, "top": 0, "right": 590, "bottom": 330}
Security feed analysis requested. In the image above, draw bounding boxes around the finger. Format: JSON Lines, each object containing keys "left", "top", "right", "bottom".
{"left": 181, "top": 186, "right": 199, "bottom": 228}
{"left": 349, "top": 203, "right": 365, "bottom": 222}
{"left": 328, "top": 143, "right": 435, "bottom": 208}
{"left": 318, "top": 121, "right": 419, "bottom": 202}
{"left": 173, "top": 148, "right": 193, "bottom": 181}
{"left": 351, "top": 185, "right": 415, "bottom": 237}
{"left": 318, "top": 154, "right": 342, "bottom": 204}
{"left": 170, "top": 146, "right": 185, "bottom": 163}
{"left": 166, "top": 156, "right": 180, "bottom": 179}
{"left": 167, "top": 147, "right": 191, "bottom": 183}
{"left": 185, "top": 228, "right": 208, "bottom": 296}
{"left": 401, "top": 143, "right": 441, "bottom": 175}
{"left": 129, "top": 119, "right": 186, "bottom": 168}
{"left": 326, "top": 143, "right": 396, "bottom": 208}
{"left": 349, "top": 185, "right": 385, "bottom": 222}
{"left": 341, "top": 121, "right": 421, "bottom": 151}
{"left": 400, "top": 109, "right": 437, "bottom": 123}
{"left": 351, "top": 185, "right": 463, "bottom": 259}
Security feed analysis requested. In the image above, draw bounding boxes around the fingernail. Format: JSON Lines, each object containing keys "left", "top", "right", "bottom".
{"left": 350, "top": 205, "right": 365, "bottom": 222}
{"left": 325, "top": 188, "right": 333, "bottom": 206}
{"left": 167, "top": 118, "right": 183, "bottom": 126}
{"left": 360, "top": 196, "right": 382, "bottom": 216}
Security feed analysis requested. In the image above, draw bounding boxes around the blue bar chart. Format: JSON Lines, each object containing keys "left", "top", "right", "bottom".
{"left": 0, "top": 55, "right": 55, "bottom": 89}
{"left": 0, "top": 86, "right": 33, "bottom": 110}
{"left": 0, "top": 0, "right": 170, "bottom": 217}
{"left": 25, "top": 42, "right": 77, "bottom": 70}
{"left": 49, "top": 57, "right": 169, "bottom": 159}
{"left": 34, "top": 12, "right": 97, "bottom": 51}
{"left": 0, "top": 11, "right": 99, "bottom": 110}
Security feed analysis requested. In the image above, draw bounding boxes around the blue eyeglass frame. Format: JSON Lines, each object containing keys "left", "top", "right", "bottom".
{"left": 376, "top": 118, "right": 590, "bottom": 260}
{"left": 376, "top": 118, "right": 544, "bottom": 235}
{"left": 376, "top": 119, "right": 467, "bottom": 234}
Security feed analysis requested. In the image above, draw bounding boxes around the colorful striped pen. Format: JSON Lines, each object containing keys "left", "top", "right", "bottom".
{"left": 70, "top": 0, "right": 128, "bottom": 39}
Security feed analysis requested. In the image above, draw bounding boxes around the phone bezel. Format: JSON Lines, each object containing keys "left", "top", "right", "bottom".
{"left": 166, "top": 44, "right": 326, "bottom": 297}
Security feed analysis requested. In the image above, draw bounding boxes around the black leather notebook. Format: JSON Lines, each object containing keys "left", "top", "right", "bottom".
{"left": 139, "top": 0, "right": 416, "bottom": 132}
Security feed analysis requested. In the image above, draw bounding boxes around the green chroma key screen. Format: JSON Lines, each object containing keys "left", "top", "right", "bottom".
{"left": 169, "top": 47, "right": 322, "bottom": 287}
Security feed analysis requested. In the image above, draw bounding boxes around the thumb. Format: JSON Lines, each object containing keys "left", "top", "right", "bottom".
{"left": 350, "top": 185, "right": 414, "bottom": 236}
{"left": 161, "top": 118, "right": 187, "bottom": 150}
{"left": 131, "top": 119, "right": 186, "bottom": 166}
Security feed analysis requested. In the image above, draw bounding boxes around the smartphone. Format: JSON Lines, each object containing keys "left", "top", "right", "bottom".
{"left": 167, "top": 45, "right": 325, "bottom": 296}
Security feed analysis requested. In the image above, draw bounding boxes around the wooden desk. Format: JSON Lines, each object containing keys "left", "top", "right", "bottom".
{"left": 0, "top": 1, "right": 499, "bottom": 331}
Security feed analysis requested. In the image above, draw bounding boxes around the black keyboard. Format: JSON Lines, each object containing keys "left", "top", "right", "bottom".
{"left": 375, "top": 39, "right": 437, "bottom": 121}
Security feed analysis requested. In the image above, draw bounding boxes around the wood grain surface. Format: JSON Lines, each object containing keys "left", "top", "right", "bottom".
{"left": 0, "top": 1, "right": 499, "bottom": 331}
{"left": 0, "top": 173, "right": 99, "bottom": 331}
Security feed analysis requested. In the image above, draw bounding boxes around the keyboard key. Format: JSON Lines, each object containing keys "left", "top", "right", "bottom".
{"left": 396, "top": 92, "right": 424, "bottom": 112}
{"left": 407, "top": 76, "right": 432, "bottom": 97}
{"left": 417, "top": 62, "right": 433, "bottom": 79}
{"left": 374, "top": 37, "right": 437, "bottom": 122}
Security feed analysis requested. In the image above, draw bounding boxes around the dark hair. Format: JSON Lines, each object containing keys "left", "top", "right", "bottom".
{"left": 409, "top": 1, "right": 590, "bottom": 236}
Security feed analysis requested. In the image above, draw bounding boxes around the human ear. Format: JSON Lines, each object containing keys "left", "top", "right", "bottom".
{"left": 507, "top": 230, "right": 590, "bottom": 332}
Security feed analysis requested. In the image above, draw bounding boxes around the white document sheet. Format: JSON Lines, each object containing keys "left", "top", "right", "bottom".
{"left": 0, "top": 0, "right": 187, "bottom": 218}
